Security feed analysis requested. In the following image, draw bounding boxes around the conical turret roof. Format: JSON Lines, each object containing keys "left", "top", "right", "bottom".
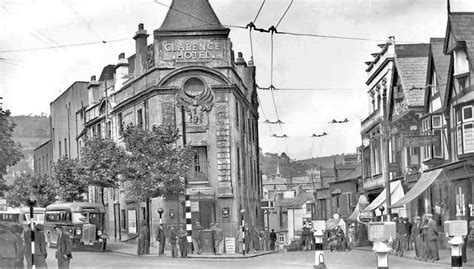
{"left": 156, "top": 0, "right": 229, "bottom": 35}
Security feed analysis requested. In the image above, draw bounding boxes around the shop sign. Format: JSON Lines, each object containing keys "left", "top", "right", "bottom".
{"left": 224, "top": 237, "right": 235, "bottom": 254}
{"left": 191, "top": 201, "right": 199, "bottom": 212}
{"left": 161, "top": 39, "right": 225, "bottom": 62}
{"left": 402, "top": 135, "right": 439, "bottom": 147}
{"left": 188, "top": 187, "right": 213, "bottom": 196}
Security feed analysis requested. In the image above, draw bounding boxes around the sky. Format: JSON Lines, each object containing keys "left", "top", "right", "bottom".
{"left": 1, "top": 0, "right": 474, "bottom": 160}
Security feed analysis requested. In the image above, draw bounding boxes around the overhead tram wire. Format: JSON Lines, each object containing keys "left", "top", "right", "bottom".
{"left": 275, "top": 0, "right": 294, "bottom": 28}
{"left": 0, "top": 38, "right": 129, "bottom": 53}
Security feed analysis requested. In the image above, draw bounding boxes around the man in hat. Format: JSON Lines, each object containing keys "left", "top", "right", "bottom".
{"left": 156, "top": 223, "right": 166, "bottom": 256}
{"left": 191, "top": 222, "right": 202, "bottom": 254}
{"left": 214, "top": 222, "right": 224, "bottom": 255}
{"left": 0, "top": 223, "right": 22, "bottom": 268}
{"left": 55, "top": 225, "right": 72, "bottom": 269}
{"left": 169, "top": 226, "right": 178, "bottom": 258}
{"left": 410, "top": 216, "right": 423, "bottom": 259}
{"left": 137, "top": 221, "right": 148, "bottom": 256}
{"left": 25, "top": 223, "right": 48, "bottom": 269}
{"left": 269, "top": 229, "right": 277, "bottom": 251}
{"left": 178, "top": 224, "right": 188, "bottom": 258}
{"left": 425, "top": 213, "right": 439, "bottom": 262}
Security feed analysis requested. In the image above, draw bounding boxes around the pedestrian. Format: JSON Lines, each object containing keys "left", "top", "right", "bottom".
{"left": 55, "top": 225, "right": 72, "bottom": 269}
{"left": 404, "top": 218, "right": 413, "bottom": 251}
{"left": 303, "top": 227, "right": 312, "bottom": 251}
{"left": 347, "top": 223, "right": 355, "bottom": 250}
{"left": 269, "top": 229, "right": 277, "bottom": 251}
{"left": 25, "top": 224, "right": 48, "bottom": 269}
{"left": 12, "top": 224, "right": 25, "bottom": 269}
{"left": 244, "top": 224, "right": 251, "bottom": 253}
{"left": 191, "top": 222, "right": 202, "bottom": 254}
{"left": 398, "top": 217, "right": 409, "bottom": 256}
{"left": 178, "top": 224, "right": 188, "bottom": 258}
{"left": 137, "top": 221, "right": 148, "bottom": 256}
{"left": 0, "top": 224, "right": 22, "bottom": 269}
{"left": 248, "top": 225, "right": 259, "bottom": 254}
{"left": 169, "top": 226, "right": 178, "bottom": 258}
{"left": 214, "top": 223, "right": 224, "bottom": 254}
{"left": 425, "top": 214, "right": 439, "bottom": 262}
{"left": 155, "top": 223, "right": 166, "bottom": 256}
{"left": 235, "top": 226, "right": 244, "bottom": 254}
{"left": 258, "top": 230, "right": 265, "bottom": 251}
{"left": 421, "top": 215, "right": 430, "bottom": 261}
{"left": 209, "top": 223, "right": 216, "bottom": 254}
{"left": 410, "top": 216, "right": 423, "bottom": 259}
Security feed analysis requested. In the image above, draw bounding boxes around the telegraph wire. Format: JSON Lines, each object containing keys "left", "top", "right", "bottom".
{"left": 253, "top": 0, "right": 265, "bottom": 23}
{"left": 0, "top": 38, "right": 129, "bottom": 53}
{"left": 62, "top": 0, "right": 105, "bottom": 42}
{"left": 275, "top": 0, "right": 294, "bottom": 28}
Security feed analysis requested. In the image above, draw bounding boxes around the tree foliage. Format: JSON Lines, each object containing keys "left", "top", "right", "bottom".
{"left": 52, "top": 156, "right": 87, "bottom": 202}
{"left": 79, "top": 137, "right": 126, "bottom": 189}
{"left": 122, "top": 125, "right": 193, "bottom": 200}
{"left": 6, "top": 173, "right": 56, "bottom": 207}
{"left": 0, "top": 110, "right": 23, "bottom": 182}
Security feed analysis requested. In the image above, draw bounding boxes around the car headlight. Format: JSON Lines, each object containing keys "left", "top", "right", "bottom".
{"left": 76, "top": 229, "right": 82, "bottom": 235}
{"left": 97, "top": 230, "right": 103, "bottom": 236}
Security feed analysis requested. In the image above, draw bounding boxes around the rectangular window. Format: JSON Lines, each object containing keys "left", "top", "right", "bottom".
{"left": 190, "top": 146, "right": 208, "bottom": 182}
{"left": 137, "top": 109, "right": 143, "bottom": 128}
{"left": 58, "top": 141, "right": 61, "bottom": 157}
{"left": 235, "top": 101, "right": 239, "bottom": 126}
{"left": 118, "top": 113, "right": 123, "bottom": 135}
{"left": 463, "top": 106, "right": 473, "bottom": 121}
{"left": 433, "top": 130, "right": 443, "bottom": 158}
{"left": 431, "top": 70, "right": 438, "bottom": 94}
{"left": 463, "top": 123, "right": 474, "bottom": 153}
{"left": 64, "top": 138, "right": 67, "bottom": 156}
{"left": 107, "top": 122, "right": 112, "bottom": 138}
{"left": 97, "top": 124, "right": 101, "bottom": 138}
{"left": 121, "top": 209, "right": 127, "bottom": 230}
{"left": 279, "top": 234, "right": 285, "bottom": 243}
{"left": 237, "top": 147, "right": 241, "bottom": 184}
{"left": 320, "top": 199, "right": 327, "bottom": 220}
{"left": 457, "top": 109, "right": 463, "bottom": 124}
{"left": 457, "top": 126, "right": 463, "bottom": 155}
{"left": 432, "top": 115, "right": 442, "bottom": 128}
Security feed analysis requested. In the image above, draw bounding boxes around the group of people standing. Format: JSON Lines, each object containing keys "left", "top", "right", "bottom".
{"left": 0, "top": 223, "right": 72, "bottom": 269}
{"left": 393, "top": 214, "right": 439, "bottom": 262}
{"left": 235, "top": 223, "right": 264, "bottom": 254}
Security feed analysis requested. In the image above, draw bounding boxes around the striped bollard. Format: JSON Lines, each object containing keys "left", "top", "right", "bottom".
{"left": 240, "top": 209, "right": 246, "bottom": 255}
{"left": 185, "top": 189, "right": 192, "bottom": 246}
{"left": 313, "top": 229, "right": 326, "bottom": 269}
{"left": 449, "top": 236, "right": 464, "bottom": 269}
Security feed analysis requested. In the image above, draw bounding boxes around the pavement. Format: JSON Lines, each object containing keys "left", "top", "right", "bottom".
{"left": 106, "top": 240, "right": 276, "bottom": 258}
{"left": 356, "top": 245, "right": 474, "bottom": 267}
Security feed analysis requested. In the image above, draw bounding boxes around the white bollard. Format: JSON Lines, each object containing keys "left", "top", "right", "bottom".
{"left": 313, "top": 230, "right": 326, "bottom": 269}
{"left": 448, "top": 236, "right": 464, "bottom": 269}
{"left": 373, "top": 241, "right": 390, "bottom": 269}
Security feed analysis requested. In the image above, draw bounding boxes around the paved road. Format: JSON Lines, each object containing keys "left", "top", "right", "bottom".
{"left": 42, "top": 249, "right": 453, "bottom": 269}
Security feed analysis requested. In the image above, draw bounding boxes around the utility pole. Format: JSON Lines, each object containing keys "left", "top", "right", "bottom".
{"left": 381, "top": 78, "right": 392, "bottom": 220}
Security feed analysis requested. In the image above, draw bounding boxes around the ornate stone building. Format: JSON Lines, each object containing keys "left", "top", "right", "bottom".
{"left": 79, "top": 0, "right": 261, "bottom": 240}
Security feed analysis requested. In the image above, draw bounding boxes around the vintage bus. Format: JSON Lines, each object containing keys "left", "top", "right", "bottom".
{"left": 44, "top": 202, "right": 107, "bottom": 251}
{"left": 0, "top": 207, "right": 45, "bottom": 228}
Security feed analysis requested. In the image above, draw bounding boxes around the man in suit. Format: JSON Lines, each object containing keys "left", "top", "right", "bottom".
{"left": 425, "top": 214, "right": 439, "bottom": 262}
{"left": 156, "top": 223, "right": 166, "bottom": 256}
{"left": 178, "top": 224, "right": 188, "bottom": 258}
{"left": 55, "top": 225, "right": 72, "bottom": 269}
{"left": 25, "top": 224, "right": 48, "bottom": 269}
{"left": 410, "top": 216, "right": 423, "bottom": 259}
{"left": 269, "top": 229, "right": 277, "bottom": 251}
{"left": 191, "top": 222, "right": 202, "bottom": 254}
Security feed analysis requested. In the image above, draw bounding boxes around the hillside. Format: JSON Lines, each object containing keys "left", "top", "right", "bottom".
{"left": 4, "top": 115, "right": 50, "bottom": 184}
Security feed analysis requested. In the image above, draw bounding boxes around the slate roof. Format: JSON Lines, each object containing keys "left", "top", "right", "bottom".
{"left": 445, "top": 12, "right": 474, "bottom": 68}
{"left": 277, "top": 192, "right": 314, "bottom": 208}
{"left": 337, "top": 165, "right": 362, "bottom": 181}
{"left": 426, "top": 38, "right": 450, "bottom": 107}
{"left": 395, "top": 44, "right": 429, "bottom": 107}
{"left": 156, "top": 0, "right": 228, "bottom": 33}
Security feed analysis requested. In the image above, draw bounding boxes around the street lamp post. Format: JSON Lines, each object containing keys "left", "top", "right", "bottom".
{"left": 27, "top": 196, "right": 37, "bottom": 269}
{"left": 240, "top": 209, "right": 246, "bottom": 255}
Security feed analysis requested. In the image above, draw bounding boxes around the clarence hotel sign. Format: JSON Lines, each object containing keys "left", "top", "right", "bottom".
{"left": 161, "top": 39, "right": 225, "bottom": 62}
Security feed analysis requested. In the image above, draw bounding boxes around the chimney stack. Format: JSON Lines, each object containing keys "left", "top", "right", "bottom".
{"left": 115, "top": 52, "right": 129, "bottom": 91}
{"left": 133, "top": 23, "right": 149, "bottom": 78}
{"left": 88, "top": 75, "right": 99, "bottom": 104}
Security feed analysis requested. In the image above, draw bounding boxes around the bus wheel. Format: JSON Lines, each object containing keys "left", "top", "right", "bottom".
{"left": 101, "top": 240, "right": 107, "bottom": 252}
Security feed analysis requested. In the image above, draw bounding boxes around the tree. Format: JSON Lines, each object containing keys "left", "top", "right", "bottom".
{"left": 6, "top": 173, "right": 56, "bottom": 207}
{"left": 79, "top": 137, "right": 127, "bottom": 204}
{"left": 52, "top": 156, "right": 88, "bottom": 202}
{"left": 122, "top": 124, "right": 193, "bottom": 254}
{"left": 0, "top": 109, "right": 23, "bottom": 183}
{"left": 122, "top": 125, "right": 193, "bottom": 200}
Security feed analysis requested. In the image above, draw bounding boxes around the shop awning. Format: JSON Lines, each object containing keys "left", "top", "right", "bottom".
{"left": 390, "top": 168, "right": 444, "bottom": 208}
{"left": 348, "top": 203, "right": 360, "bottom": 221}
{"left": 362, "top": 180, "right": 406, "bottom": 217}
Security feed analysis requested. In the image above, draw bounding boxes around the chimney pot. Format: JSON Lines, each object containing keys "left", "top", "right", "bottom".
{"left": 238, "top": 52, "right": 243, "bottom": 58}
{"left": 91, "top": 75, "right": 96, "bottom": 81}
{"left": 119, "top": 53, "right": 125, "bottom": 59}
{"left": 138, "top": 23, "right": 144, "bottom": 30}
